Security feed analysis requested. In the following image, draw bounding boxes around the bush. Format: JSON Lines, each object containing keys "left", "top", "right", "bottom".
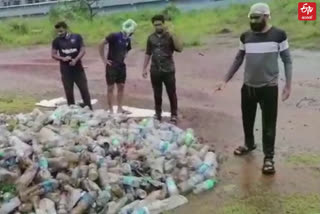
{"left": 161, "top": 3, "right": 181, "bottom": 21}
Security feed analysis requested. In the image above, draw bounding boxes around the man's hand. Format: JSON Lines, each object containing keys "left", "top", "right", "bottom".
{"left": 142, "top": 69, "right": 148, "bottom": 79}
{"left": 282, "top": 85, "right": 291, "bottom": 101}
{"left": 104, "top": 59, "right": 112, "bottom": 66}
{"left": 62, "top": 56, "right": 72, "bottom": 62}
{"left": 69, "top": 59, "right": 77, "bottom": 66}
{"left": 214, "top": 81, "right": 227, "bottom": 92}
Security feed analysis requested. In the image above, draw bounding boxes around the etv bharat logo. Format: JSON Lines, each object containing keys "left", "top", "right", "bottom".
{"left": 298, "top": 2, "right": 316, "bottom": 20}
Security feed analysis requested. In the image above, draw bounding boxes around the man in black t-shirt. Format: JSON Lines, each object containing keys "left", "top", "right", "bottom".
{"left": 99, "top": 19, "right": 137, "bottom": 114}
{"left": 51, "top": 21, "right": 92, "bottom": 110}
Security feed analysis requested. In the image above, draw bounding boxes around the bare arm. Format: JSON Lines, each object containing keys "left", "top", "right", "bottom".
{"left": 74, "top": 46, "right": 86, "bottom": 62}
{"left": 143, "top": 54, "right": 151, "bottom": 71}
{"left": 99, "top": 39, "right": 108, "bottom": 62}
{"left": 171, "top": 33, "right": 183, "bottom": 52}
{"left": 51, "top": 49, "right": 65, "bottom": 61}
{"left": 224, "top": 50, "right": 245, "bottom": 82}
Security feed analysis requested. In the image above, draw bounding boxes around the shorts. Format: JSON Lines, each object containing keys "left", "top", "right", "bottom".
{"left": 105, "top": 65, "right": 126, "bottom": 85}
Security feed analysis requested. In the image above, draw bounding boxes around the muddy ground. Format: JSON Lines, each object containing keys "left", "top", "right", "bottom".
{"left": 0, "top": 36, "right": 320, "bottom": 213}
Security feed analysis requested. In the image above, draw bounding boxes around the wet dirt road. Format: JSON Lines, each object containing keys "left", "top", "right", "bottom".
{"left": 0, "top": 36, "right": 319, "bottom": 213}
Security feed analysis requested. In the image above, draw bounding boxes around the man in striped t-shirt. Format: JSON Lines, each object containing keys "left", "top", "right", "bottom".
{"left": 216, "top": 3, "right": 292, "bottom": 175}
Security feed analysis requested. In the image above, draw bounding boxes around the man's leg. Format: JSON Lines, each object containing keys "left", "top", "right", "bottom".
{"left": 61, "top": 71, "right": 75, "bottom": 105}
{"left": 259, "top": 86, "right": 278, "bottom": 160}
{"left": 163, "top": 72, "right": 178, "bottom": 119}
{"left": 116, "top": 66, "right": 127, "bottom": 113}
{"left": 106, "top": 66, "right": 116, "bottom": 113}
{"left": 117, "top": 83, "right": 125, "bottom": 113}
{"left": 74, "top": 70, "right": 92, "bottom": 110}
{"left": 235, "top": 84, "right": 258, "bottom": 155}
{"left": 150, "top": 71, "right": 163, "bottom": 120}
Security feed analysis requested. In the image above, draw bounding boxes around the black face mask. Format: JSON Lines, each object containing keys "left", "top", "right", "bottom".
{"left": 250, "top": 20, "right": 266, "bottom": 32}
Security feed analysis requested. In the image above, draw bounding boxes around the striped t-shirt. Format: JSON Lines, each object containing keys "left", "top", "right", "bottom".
{"left": 239, "top": 26, "right": 291, "bottom": 87}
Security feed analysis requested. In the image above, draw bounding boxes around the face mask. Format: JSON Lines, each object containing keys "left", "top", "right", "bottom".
{"left": 250, "top": 20, "right": 266, "bottom": 32}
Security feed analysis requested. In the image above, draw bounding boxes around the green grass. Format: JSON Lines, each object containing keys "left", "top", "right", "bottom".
{"left": 0, "top": 0, "right": 319, "bottom": 49}
{"left": 0, "top": 95, "right": 36, "bottom": 114}
{"left": 220, "top": 193, "right": 320, "bottom": 214}
{"left": 287, "top": 153, "right": 320, "bottom": 166}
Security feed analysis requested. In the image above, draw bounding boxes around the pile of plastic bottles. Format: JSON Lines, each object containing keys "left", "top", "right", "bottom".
{"left": 0, "top": 105, "right": 218, "bottom": 214}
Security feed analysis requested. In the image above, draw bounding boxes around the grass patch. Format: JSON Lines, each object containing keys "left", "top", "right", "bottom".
{"left": 219, "top": 193, "right": 320, "bottom": 214}
{"left": 0, "top": 95, "right": 36, "bottom": 114}
{"left": 287, "top": 153, "right": 320, "bottom": 166}
{"left": 0, "top": 0, "right": 319, "bottom": 49}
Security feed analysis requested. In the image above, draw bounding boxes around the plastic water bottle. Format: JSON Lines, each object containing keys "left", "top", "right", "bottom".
{"left": 88, "top": 163, "right": 98, "bottom": 181}
{"left": 193, "top": 179, "right": 217, "bottom": 194}
{"left": 96, "top": 187, "right": 112, "bottom": 208}
{"left": 57, "top": 193, "right": 68, "bottom": 214}
{"left": 166, "top": 176, "right": 179, "bottom": 196}
{"left": 178, "top": 174, "right": 205, "bottom": 194}
{"left": 184, "top": 129, "right": 195, "bottom": 146}
{"left": 159, "top": 141, "right": 170, "bottom": 154}
{"left": 0, "top": 197, "right": 21, "bottom": 214}
{"left": 121, "top": 176, "right": 142, "bottom": 188}
{"left": 71, "top": 191, "right": 98, "bottom": 214}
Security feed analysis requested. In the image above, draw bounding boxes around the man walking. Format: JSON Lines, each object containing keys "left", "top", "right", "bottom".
{"left": 51, "top": 21, "right": 92, "bottom": 110}
{"left": 216, "top": 3, "right": 292, "bottom": 175}
{"left": 142, "top": 14, "right": 183, "bottom": 124}
{"left": 99, "top": 19, "right": 137, "bottom": 114}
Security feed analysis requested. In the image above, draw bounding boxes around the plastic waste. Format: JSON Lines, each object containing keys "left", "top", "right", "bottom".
{"left": 132, "top": 195, "right": 188, "bottom": 214}
{"left": 39, "top": 198, "right": 57, "bottom": 214}
{"left": 107, "top": 195, "right": 130, "bottom": 214}
{"left": 71, "top": 191, "right": 98, "bottom": 214}
{"left": 0, "top": 197, "right": 21, "bottom": 214}
{"left": 184, "top": 129, "right": 195, "bottom": 146}
{"left": 57, "top": 193, "right": 68, "bottom": 214}
{"left": 166, "top": 176, "right": 179, "bottom": 196}
{"left": 16, "top": 163, "right": 39, "bottom": 191}
{"left": 64, "top": 185, "right": 83, "bottom": 211}
{"left": 178, "top": 174, "right": 205, "bottom": 194}
{"left": 88, "top": 163, "right": 99, "bottom": 181}
{"left": 193, "top": 179, "right": 217, "bottom": 194}
{"left": 121, "top": 176, "right": 142, "bottom": 188}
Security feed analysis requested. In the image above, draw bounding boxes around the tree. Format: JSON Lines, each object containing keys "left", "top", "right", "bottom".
{"left": 78, "top": 0, "right": 99, "bottom": 21}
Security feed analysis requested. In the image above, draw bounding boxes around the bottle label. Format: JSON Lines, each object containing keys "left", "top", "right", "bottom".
{"left": 82, "top": 193, "right": 95, "bottom": 205}
{"left": 198, "top": 164, "right": 210, "bottom": 174}
{"left": 39, "top": 157, "right": 48, "bottom": 169}
{"left": 160, "top": 141, "right": 169, "bottom": 153}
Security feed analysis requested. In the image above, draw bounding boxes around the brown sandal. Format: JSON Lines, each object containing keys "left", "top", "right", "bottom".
{"left": 234, "top": 145, "right": 257, "bottom": 156}
{"left": 262, "top": 159, "right": 276, "bottom": 175}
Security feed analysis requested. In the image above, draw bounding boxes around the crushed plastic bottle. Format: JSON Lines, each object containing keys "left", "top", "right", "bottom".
{"left": 193, "top": 179, "right": 217, "bottom": 194}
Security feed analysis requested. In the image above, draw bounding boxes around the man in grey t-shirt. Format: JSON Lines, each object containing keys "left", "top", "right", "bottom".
{"left": 216, "top": 3, "right": 292, "bottom": 175}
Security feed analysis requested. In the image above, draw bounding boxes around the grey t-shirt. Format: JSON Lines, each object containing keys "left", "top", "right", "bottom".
{"left": 226, "top": 26, "right": 292, "bottom": 88}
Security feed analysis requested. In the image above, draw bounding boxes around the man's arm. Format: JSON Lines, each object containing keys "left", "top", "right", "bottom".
{"left": 51, "top": 39, "right": 66, "bottom": 61}
{"left": 171, "top": 33, "right": 183, "bottom": 52}
{"left": 74, "top": 35, "right": 86, "bottom": 62}
{"left": 279, "top": 35, "right": 292, "bottom": 88}
{"left": 143, "top": 37, "right": 152, "bottom": 77}
{"left": 51, "top": 48, "right": 64, "bottom": 61}
{"left": 99, "top": 39, "right": 108, "bottom": 62}
{"left": 224, "top": 50, "right": 245, "bottom": 82}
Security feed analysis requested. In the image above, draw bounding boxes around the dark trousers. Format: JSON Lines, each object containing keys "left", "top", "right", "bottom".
{"left": 150, "top": 71, "right": 178, "bottom": 117}
{"left": 241, "top": 84, "right": 278, "bottom": 159}
{"left": 61, "top": 68, "right": 92, "bottom": 110}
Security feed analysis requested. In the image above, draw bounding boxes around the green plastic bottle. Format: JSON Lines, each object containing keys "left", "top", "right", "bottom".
{"left": 192, "top": 179, "right": 217, "bottom": 194}
{"left": 184, "top": 129, "right": 195, "bottom": 146}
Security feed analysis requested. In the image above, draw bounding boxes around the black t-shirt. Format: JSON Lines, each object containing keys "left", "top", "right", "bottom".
{"left": 52, "top": 33, "right": 84, "bottom": 70}
{"left": 106, "top": 32, "right": 131, "bottom": 67}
